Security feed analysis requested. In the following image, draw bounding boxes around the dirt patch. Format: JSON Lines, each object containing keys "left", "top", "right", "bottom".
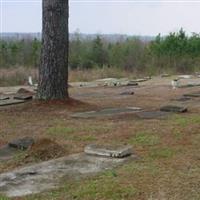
{"left": 26, "top": 138, "right": 67, "bottom": 161}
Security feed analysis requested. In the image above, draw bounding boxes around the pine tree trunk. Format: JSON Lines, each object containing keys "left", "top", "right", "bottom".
{"left": 37, "top": 0, "right": 69, "bottom": 100}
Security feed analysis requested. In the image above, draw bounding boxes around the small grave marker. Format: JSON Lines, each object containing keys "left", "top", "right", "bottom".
{"left": 84, "top": 144, "right": 133, "bottom": 158}
{"left": 160, "top": 105, "right": 187, "bottom": 113}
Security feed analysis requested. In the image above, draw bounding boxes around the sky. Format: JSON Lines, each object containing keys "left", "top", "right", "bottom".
{"left": 1, "top": 0, "right": 200, "bottom": 36}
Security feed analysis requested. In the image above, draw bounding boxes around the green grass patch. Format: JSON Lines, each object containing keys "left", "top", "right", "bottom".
{"left": 69, "top": 176, "right": 137, "bottom": 200}
{"left": 0, "top": 195, "right": 10, "bottom": 200}
{"left": 129, "top": 132, "right": 160, "bottom": 146}
{"left": 47, "top": 125, "right": 97, "bottom": 141}
{"left": 47, "top": 126, "right": 76, "bottom": 136}
{"left": 149, "top": 148, "right": 175, "bottom": 159}
{"left": 171, "top": 115, "right": 200, "bottom": 127}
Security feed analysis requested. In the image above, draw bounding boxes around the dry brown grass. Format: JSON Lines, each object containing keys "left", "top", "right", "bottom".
{"left": 0, "top": 76, "right": 200, "bottom": 200}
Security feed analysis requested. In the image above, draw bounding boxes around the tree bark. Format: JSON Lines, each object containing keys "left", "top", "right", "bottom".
{"left": 37, "top": 0, "right": 69, "bottom": 100}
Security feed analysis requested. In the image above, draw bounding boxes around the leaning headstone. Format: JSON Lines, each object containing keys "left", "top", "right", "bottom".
{"left": 84, "top": 144, "right": 133, "bottom": 158}
{"left": 8, "top": 137, "right": 34, "bottom": 150}
{"left": 160, "top": 105, "right": 187, "bottom": 113}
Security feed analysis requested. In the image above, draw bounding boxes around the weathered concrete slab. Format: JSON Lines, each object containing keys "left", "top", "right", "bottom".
{"left": 126, "top": 81, "right": 139, "bottom": 86}
{"left": 172, "top": 97, "right": 191, "bottom": 102}
{"left": 161, "top": 74, "right": 170, "bottom": 78}
{"left": 84, "top": 144, "right": 132, "bottom": 158}
{"left": 0, "top": 153, "right": 134, "bottom": 197}
{"left": 160, "top": 105, "right": 187, "bottom": 113}
{"left": 183, "top": 93, "right": 200, "bottom": 97}
{"left": 0, "top": 96, "right": 10, "bottom": 100}
{"left": 178, "top": 75, "right": 193, "bottom": 79}
{"left": 71, "top": 107, "right": 142, "bottom": 119}
{"left": 178, "top": 83, "right": 200, "bottom": 88}
{"left": 14, "top": 94, "right": 33, "bottom": 100}
{"left": 8, "top": 137, "right": 34, "bottom": 150}
{"left": 0, "top": 99, "right": 25, "bottom": 106}
{"left": 136, "top": 111, "right": 170, "bottom": 119}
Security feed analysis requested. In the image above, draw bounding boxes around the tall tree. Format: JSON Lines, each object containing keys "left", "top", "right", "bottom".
{"left": 37, "top": 0, "right": 69, "bottom": 100}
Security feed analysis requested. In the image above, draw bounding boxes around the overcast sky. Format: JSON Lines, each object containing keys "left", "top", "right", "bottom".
{"left": 1, "top": 0, "right": 200, "bottom": 36}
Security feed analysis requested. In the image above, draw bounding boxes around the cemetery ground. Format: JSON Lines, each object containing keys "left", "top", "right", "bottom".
{"left": 0, "top": 76, "right": 200, "bottom": 200}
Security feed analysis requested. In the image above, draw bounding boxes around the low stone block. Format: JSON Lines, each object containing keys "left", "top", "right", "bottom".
{"left": 0, "top": 96, "right": 10, "bottom": 100}
{"left": 172, "top": 97, "right": 191, "bottom": 102}
{"left": 84, "top": 144, "right": 133, "bottom": 158}
{"left": 8, "top": 137, "right": 34, "bottom": 150}
{"left": 183, "top": 93, "right": 200, "bottom": 97}
{"left": 14, "top": 94, "right": 33, "bottom": 100}
{"left": 0, "top": 99, "right": 25, "bottom": 106}
{"left": 160, "top": 105, "right": 187, "bottom": 113}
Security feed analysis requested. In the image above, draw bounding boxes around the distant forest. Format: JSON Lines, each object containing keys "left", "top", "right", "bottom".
{"left": 1, "top": 29, "right": 200, "bottom": 74}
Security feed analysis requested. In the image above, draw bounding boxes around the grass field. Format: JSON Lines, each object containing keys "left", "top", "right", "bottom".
{"left": 0, "top": 76, "right": 199, "bottom": 200}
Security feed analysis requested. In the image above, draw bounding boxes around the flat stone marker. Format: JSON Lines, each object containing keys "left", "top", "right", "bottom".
{"left": 183, "top": 93, "right": 200, "bottom": 97}
{"left": 84, "top": 144, "right": 132, "bottom": 158}
{"left": 0, "top": 99, "right": 25, "bottom": 106}
{"left": 8, "top": 137, "right": 34, "bottom": 150}
{"left": 14, "top": 94, "right": 33, "bottom": 100}
{"left": 172, "top": 97, "right": 191, "bottom": 102}
{"left": 178, "top": 83, "right": 200, "bottom": 88}
{"left": 136, "top": 111, "right": 170, "bottom": 119}
{"left": 160, "top": 105, "right": 187, "bottom": 113}
{"left": 0, "top": 153, "right": 134, "bottom": 197}
{"left": 126, "top": 81, "right": 139, "bottom": 86}
{"left": 71, "top": 107, "right": 142, "bottom": 119}
{"left": 0, "top": 96, "right": 10, "bottom": 100}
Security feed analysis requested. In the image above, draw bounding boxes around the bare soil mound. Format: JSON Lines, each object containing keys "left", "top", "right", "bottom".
{"left": 26, "top": 138, "right": 67, "bottom": 161}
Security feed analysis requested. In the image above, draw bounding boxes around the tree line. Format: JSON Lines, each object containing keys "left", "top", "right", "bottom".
{"left": 1, "top": 29, "right": 200, "bottom": 74}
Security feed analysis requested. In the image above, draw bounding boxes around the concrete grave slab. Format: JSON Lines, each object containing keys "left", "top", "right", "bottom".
{"left": 0, "top": 96, "right": 10, "bottom": 100}
{"left": 71, "top": 107, "right": 142, "bottom": 119}
{"left": 84, "top": 144, "right": 133, "bottom": 158}
{"left": 0, "top": 152, "right": 134, "bottom": 197}
{"left": 14, "top": 94, "right": 33, "bottom": 100}
{"left": 0, "top": 99, "right": 25, "bottom": 106}
{"left": 172, "top": 97, "right": 191, "bottom": 102}
{"left": 183, "top": 93, "right": 200, "bottom": 97}
{"left": 126, "top": 81, "right": 139, "bottom": 86}
{"left": 160, "top": 105, "right": 187, "bottom": 113}
{"left": 178, "top": 83, "right": 200, "bottom": 88}
{"left": 136, "top": 111, "right": 170, "bottom": 119}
